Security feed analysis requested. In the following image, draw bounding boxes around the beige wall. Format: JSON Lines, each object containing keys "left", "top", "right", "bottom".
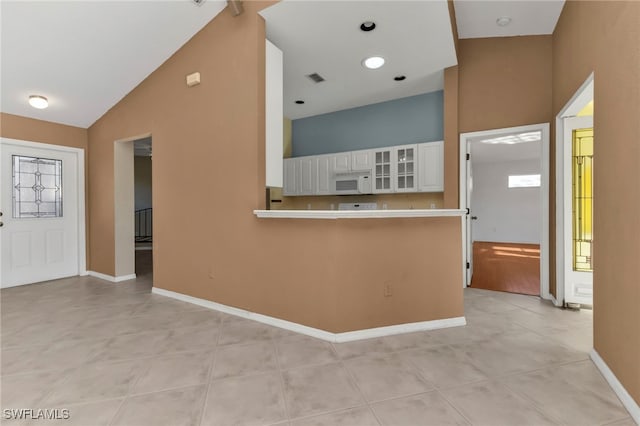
{"left": 86, "top": 1, "right": 463, "bottom": 332}
{"left": 459, "top": 36, "right": 553, "bottom": 134}
{"left": 0, "top": 113, "right": 88, "bottom": 150}
{"left": 553, "top": 0, "right": 640, "bottom": 405}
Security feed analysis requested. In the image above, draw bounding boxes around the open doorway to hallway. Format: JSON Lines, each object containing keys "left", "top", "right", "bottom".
{"left": 460, "top": 123, "right": 550, "bottom": 299}
{"left": 469, "top": 131, "right": 543, "bottom": 295}
{"left": 133, "top": 137, "right": 153, "bottom": 280}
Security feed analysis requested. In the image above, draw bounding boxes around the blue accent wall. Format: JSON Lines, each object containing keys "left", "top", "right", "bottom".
{"left": 292, "top": 91, "right": 443, "bottom": 157}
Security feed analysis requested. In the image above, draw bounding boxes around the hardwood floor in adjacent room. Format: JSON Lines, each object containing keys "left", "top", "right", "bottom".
{"left": 471, "top": 241, "right": 540, "bottom": 296}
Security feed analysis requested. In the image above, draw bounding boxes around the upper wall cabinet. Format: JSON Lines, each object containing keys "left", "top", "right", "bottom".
{"left": 373, "top": 148, "right": 393, "bottom": 193}
{"left": 418, "top": 141, "right": 443, "bottom": 192}
{"left": 394, "top": 144, "right": 418, "bottom": 192}
{"left": 265, "top": 40, "right": 283, "bottom": 188}
{"left": 352, "top": 150, "right": 373, "bottom": 171}
{"left": 331, "top": 152, "right": 351, "bottom": 173}
{"left": 283, "top": 141, "right": 444, "bottom": 196}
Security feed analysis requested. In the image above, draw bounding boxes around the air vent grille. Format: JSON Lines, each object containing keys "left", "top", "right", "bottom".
{"left": 306, "top": 73, "right": 326, "bottom": 83}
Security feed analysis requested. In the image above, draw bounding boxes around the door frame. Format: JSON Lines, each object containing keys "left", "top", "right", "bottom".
{"left": 555, "top": 73, "right": 594, "bottom": 307}
{"left": 459, "top": 123, "right": 550, "bottom": 299}
{"left": 0, "top": 137, "right": 87, "bottom": 285}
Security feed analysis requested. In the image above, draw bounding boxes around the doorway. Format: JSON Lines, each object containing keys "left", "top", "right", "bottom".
{"left": 0, "top": 138, "right": 86, "bottom": 288}
{"left": 133, "top": 137, "right": 153, "bottom": 280}
{"left": 556, "top": 74, "right": 594, "bottom": 307}
{"left": 112, "top": 133, "right": 152, "bottom": 283}
{"left": 460, "top": 123, "right": 550, "bottom": 298}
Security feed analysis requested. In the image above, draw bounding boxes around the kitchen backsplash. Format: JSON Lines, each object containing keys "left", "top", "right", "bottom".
{"left": 268, "top": 188, "right": 444, "bottom": 210}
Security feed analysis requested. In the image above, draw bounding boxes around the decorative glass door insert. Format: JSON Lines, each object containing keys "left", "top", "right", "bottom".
{"left": 12, "top": 155, "right": 63, "bottom": 218}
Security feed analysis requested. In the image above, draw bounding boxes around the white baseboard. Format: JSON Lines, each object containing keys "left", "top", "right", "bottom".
{"left": 151, "top": 287, "right": 466, "bottom": 343}
{"left": 590, "top": 349, "right": 640, "bottom": 424}
{"left": 88, "top": 271, "right": 137, "bottom": 283}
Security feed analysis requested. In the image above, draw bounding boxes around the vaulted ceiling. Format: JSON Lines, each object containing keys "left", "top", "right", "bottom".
{"left": 0, "top": 0, "right": 565, "bottom": 128}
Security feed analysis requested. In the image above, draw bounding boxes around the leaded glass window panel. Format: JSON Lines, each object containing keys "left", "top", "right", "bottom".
{"left": 12, "top": 155, "right": 63, "bottom": 218}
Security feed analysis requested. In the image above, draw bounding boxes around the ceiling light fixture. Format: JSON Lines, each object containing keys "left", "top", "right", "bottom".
{"left": 28, "top": 95, "right": 48, "bottom": 109}
{"left": 360, "top": 21, "right": 376, "bottom": 32}
{"left": 362, "top": 56, "right": 385, "bottom": 70}
{"left": 496, "top": 16, "right": 512, "bottom": 27}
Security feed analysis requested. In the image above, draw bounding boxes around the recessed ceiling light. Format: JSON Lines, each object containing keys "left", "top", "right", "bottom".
{"left": 295, "top": 100, "right": 305, "bottom": 104}
{"left": 496, "top": 16, "right": 512, "bottom": 27}
{"left": 360, "top": 21, "right": 376, "bottom": 32}
{"left": 28, "top": 95, "right": 48, "bottom": 109}
{"left": 362, "top": 56, "right": 385, "bottom": 70}
{"left": 394, "top": 75, "right": 406, "bottom": 81}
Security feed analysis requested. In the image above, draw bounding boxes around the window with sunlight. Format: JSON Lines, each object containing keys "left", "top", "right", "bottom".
{"left": 508, "top": 174, "right": 541, "bottom": 188}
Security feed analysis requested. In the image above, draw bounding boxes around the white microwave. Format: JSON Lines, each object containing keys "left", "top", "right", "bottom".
{"left": 333, "top": 173, "right": 372, "bottom": 194}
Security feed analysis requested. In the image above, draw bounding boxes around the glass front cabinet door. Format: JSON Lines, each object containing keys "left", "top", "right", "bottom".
{"left": 394, "top": 144, "right": 417, "bottom": 192}
{"left": 373, "top": 149, "right": 393, "bottom": 193}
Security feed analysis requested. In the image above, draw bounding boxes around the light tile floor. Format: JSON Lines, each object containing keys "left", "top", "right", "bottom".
{"left": 0, "top": 274, "right": 634, "bottom": 426}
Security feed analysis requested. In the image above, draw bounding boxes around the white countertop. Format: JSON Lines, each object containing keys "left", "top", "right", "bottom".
{"left": 253, "top": 209, "right": 466, "bottom": 219}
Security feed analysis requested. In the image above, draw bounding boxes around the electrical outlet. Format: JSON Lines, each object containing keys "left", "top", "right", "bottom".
{"left": 384, "top": 283, "right": 392, "bottom": 297}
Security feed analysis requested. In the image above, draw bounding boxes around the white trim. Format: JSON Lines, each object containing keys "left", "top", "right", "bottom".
{"left": 555, "top": 73, "right": 594, "bottom": 307}
{"left": 590, "top": 349, "right": 640, "bottom": 424}
{"left": 0, "top": 137, "right": 87, "bottom": 283}
{"left": 459, "top": 123, "right": 550, "bottom": 298}
{"left": 151, "top": 287, "right": 467, "bottom": 343}
{"left": 88, "top": 271, "right": 136, "bottom": 283}
{"left": 253, "top": 209, "right": 466, "bottom": 219}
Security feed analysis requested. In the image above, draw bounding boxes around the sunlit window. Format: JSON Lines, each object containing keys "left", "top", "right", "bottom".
{"left": 508, "top": 174, "right": 540, "bottom": 188}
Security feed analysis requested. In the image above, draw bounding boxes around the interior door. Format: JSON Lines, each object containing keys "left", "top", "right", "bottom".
{"left": 563, "top": 116, "right": 594, "bottom": 305}
{"left": 1, "top": 139, "right": 80, "bottom": 288}
{"left": 466, "top": 147, "right": 474, "bottom": 286}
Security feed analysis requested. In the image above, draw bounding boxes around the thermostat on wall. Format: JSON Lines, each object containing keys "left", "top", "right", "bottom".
{"left": 186, "top": 72, "right": 201, "bottom": 87}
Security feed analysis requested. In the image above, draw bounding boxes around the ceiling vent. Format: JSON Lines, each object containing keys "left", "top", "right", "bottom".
{"left": 306, "top": 73, "right": 326, "bottom": 83}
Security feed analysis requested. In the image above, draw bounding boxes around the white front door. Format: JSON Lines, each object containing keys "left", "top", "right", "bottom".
{"left": 563, "top": 116, "right": 594, "bottom": 305}
{"left": 1, "top": 139, "right": 83, "bottom": 288}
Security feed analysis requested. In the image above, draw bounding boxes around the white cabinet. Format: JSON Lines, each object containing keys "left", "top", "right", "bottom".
{"left": 283, "top": 141, "right": 444, "bottom": 196}
{"left": 418, "top": 141, "right": 444, "bottom": 192}
{"left": 316, "top": 155, "right": 332, "bottom": 195}
{"left": 372, "top": 149, "right": 393, "bottom": 193}
{"left": 331, "top": 152, "right": 351, "bottom": 173}
{"left": 299, "top": 157, "right": 316, "bottom": 195}
{"left": 394, "top": 144, "right": 418, "bottom": 192}
{"left": 265, "top": 40, "right": 283, "bottom": 188}
{"left": 283, "top": 158, "right": 298, "bottom": 195}
{"left": 352, "top": 150, "right": 373, "bottom": 171}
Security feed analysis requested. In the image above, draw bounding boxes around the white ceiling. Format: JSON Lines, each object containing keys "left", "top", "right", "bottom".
{"left": 1, "top": 1, "right": 566, "bottom": 128}
{"left": 454, "top": 0, "right": 565, "bottom": 39}
{"left": 470, "top": 131, "right": 542, "bottom": 164}
{"left": 260, "top": 0, "right": 457, "bottom": 120}
{"left": 1, "top": 0, "right": 227, "bottom": 128}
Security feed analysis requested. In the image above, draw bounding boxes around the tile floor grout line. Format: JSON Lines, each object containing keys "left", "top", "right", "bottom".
{"left": 336, "top": 357, "right": 384, "bottom": 426}
{"left": 433, "top": 387, "right": 475, "bottom": 425}
{"left": 272, "top": 337, "right": 293, "bottom": 423}
{"left": 499, "top": 378, "right": 568, "bottom": 425}
{"left": 196, "top": 312, "right": 225, "bottom": 426}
